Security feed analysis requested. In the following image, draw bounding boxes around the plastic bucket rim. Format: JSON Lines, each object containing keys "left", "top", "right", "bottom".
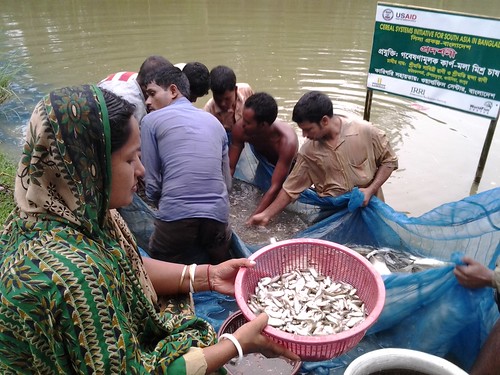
{"left": 344, "top": 348, "right": 469, "bottom": 375}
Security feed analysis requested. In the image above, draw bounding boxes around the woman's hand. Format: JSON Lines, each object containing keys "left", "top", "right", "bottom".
{"left": 203, "top": 312, "right": 299, "bottom": 373}
{"left": 233, "top": 313, "right": 301, "bottom": 361}
{"left": 211, "top": 258, "right": 256, "bottom": 295}
{"left": 453, "top": 256, "right": 494, "bottom": 289}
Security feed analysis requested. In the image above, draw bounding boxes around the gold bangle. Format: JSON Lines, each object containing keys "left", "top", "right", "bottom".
{"left": 189, "top": 263, "right": 197, "bottom": 293}
{"left": 179, "top": 265, "right": 188, "bottom": 292}
{"left": 207, "top": 264, "right": 213, "bottom": 292}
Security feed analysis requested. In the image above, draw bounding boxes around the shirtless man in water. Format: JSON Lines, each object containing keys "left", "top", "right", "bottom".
{"left": 229, "top": 92, "right": 298, "bottom": 220}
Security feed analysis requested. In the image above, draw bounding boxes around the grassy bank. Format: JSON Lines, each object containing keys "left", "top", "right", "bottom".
{"left": 0, "top": 74, "right": 14, "bottom": 104}
{"left": 0, "top": 58, "right": 22, "bottom": 106}
{"left": 0, "top": 152, "right": 16, "bottom": 225}
{"left": 0, "top": 64, "right": 18, "bottom": 104}
{"left": 0, "top": 57, "right": 21, "bottom": 226}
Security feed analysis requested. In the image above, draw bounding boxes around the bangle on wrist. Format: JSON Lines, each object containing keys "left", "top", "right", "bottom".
{"left": 219, "top": 333, "right": 243, "bottom": 365}
{"left": 189, "top": 263, "right": 197, "bottom": 293}
{"left": 179, "top": 265, "right": 188, "bottom": 292}
{"left": 207, "top": 265, "right": 213, "bottom": 292}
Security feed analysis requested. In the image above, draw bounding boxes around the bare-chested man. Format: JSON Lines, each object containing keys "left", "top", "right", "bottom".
{"left": 229, "top": 92, "right": 298, "bottom": 221}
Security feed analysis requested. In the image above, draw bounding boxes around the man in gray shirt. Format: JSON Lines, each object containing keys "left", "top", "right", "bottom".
{"left": 141, "top": 66, "right": 232, "bottom": 265}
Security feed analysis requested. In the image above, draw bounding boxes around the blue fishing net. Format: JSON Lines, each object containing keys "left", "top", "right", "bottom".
{"left": 193, "top": 144, "right": 500, "bottom": 374}
{"left": 129, "top": 144, "right": 499, "bottom": 373}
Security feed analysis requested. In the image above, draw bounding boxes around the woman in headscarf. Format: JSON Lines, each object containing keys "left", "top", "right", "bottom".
{"left": 0, "top": 85, "right": 298, "bottom": 374}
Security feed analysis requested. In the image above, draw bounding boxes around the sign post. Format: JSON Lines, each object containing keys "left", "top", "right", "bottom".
{"left": 470, "top": 116, "right": 498, "bottom": 195}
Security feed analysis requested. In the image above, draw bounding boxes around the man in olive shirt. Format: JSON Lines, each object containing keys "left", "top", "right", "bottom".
{"left": 248, "top": 90, "right": 398, "bottom": 226}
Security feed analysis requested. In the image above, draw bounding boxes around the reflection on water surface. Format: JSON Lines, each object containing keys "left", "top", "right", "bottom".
{"left": 0, "top": 0, "right": 498, "bottom": 216}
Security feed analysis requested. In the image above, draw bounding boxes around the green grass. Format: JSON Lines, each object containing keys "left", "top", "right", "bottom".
{"left": 0, "top": 70, "right": 15, "bottom": 105}
{"left": 0, "top": 76, "right": 14, "bottom": 104}
{"left": 0, "top": 57, "right": 24, "bottom": 106}
{"left": 0, "top": 152, "right": 16, "bottom": 226}
{"left": 0, "top": 56, "right": 23, "bottom": 227}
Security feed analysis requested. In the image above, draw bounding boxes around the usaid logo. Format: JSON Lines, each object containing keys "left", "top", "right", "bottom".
{"left": 382, "top": 9, "right": 394, "bottom": 21}
{"left": 396, "top": 12, "right": 417, "bottom": 21}
{"left": 411, "top": 87, "right": 425, "bottom": 96}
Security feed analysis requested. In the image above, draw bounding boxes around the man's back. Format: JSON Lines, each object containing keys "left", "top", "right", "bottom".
{"left": 141, "top": 97, "right": 229, "bottom": 223}
{"left": 98, "top": 72, "right": 146, "bottom": 122}
{"left": 244, "top": 120, "right": 297, "bottom": 165}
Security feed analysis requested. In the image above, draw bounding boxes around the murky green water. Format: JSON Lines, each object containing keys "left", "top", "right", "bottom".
{"left": 0, "top": 0, "right": 499, "bottom": 217}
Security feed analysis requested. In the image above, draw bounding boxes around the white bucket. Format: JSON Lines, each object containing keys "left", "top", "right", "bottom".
{"left": 344, "top": 348, "right": 469, "bottom": 375}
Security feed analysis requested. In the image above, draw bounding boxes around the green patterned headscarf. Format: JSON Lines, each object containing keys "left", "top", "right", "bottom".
{"left": 13, "top": 85, "right": 112, "bottom": 236}
{"left": 0, "top": 85, "right": 216, "bottom": 374}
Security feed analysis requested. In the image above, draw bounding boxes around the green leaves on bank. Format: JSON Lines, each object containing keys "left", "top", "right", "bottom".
{"left": 0, "top": 59, "right": 21, "bottom": 106}
{"left": 0, "top": 153, "right": 16, "bottom": 226}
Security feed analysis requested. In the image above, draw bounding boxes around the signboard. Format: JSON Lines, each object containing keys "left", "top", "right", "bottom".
{"left": 367, "top": 2, "right": 500, "bottom": 119}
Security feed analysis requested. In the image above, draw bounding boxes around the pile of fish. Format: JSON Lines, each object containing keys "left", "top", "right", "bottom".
{"left": 349, "top": 245, "right": 454, "bottom": 275}
{"left": 247, "top": 268, "right": 366, "bottom": 336}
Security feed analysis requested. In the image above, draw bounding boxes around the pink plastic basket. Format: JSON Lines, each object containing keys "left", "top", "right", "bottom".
{"left": 234, "top": 238, "right": 385, "bottom": 361}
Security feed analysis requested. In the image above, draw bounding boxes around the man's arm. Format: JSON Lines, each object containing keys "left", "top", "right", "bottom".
{"left": 453, "top": 256, "right": 500, "bottom": 375}
{"left": 360, "top": 125, "right": 398, "bottom": 206}
{"left": 203, "top": 98, "right": 215, "bottom": 114}
{"left": 359, "top": 164, "right": 395, "bottom": 206}
{"left": 228, "top": 121, "right": 245, "bottom": 176}
{"left": 454, "top": 256, "right": 495, "bottom": 289}
{"left": 251, "top": 141, "right": 297, "bottom": 216}
{"left": 222, "top": 150, "right": 232, "bottom": 192}
{"left": 246, "top": 188, "right": 293, "bottom": 226}
{"left": 140, "top": 119, "right": 162, "bottom": 205}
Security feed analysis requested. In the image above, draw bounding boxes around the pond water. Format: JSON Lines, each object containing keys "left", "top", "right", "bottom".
{"left": 0, "top": 0, "right": 499, "bottom": 217}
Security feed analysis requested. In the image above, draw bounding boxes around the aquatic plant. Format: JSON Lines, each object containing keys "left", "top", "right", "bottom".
{"left": 0, "top": 59, "right": 22, "bottom": 105}
{"left": 0, "top": 152, "right": 15, "bottom": 227}
{"left": 0, "top": 71, "right": 14, "bottom": 105}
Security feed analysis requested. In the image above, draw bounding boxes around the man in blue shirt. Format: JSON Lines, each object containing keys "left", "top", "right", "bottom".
{"left": 141, "top": 66, "right": 232, "bottom": 265}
